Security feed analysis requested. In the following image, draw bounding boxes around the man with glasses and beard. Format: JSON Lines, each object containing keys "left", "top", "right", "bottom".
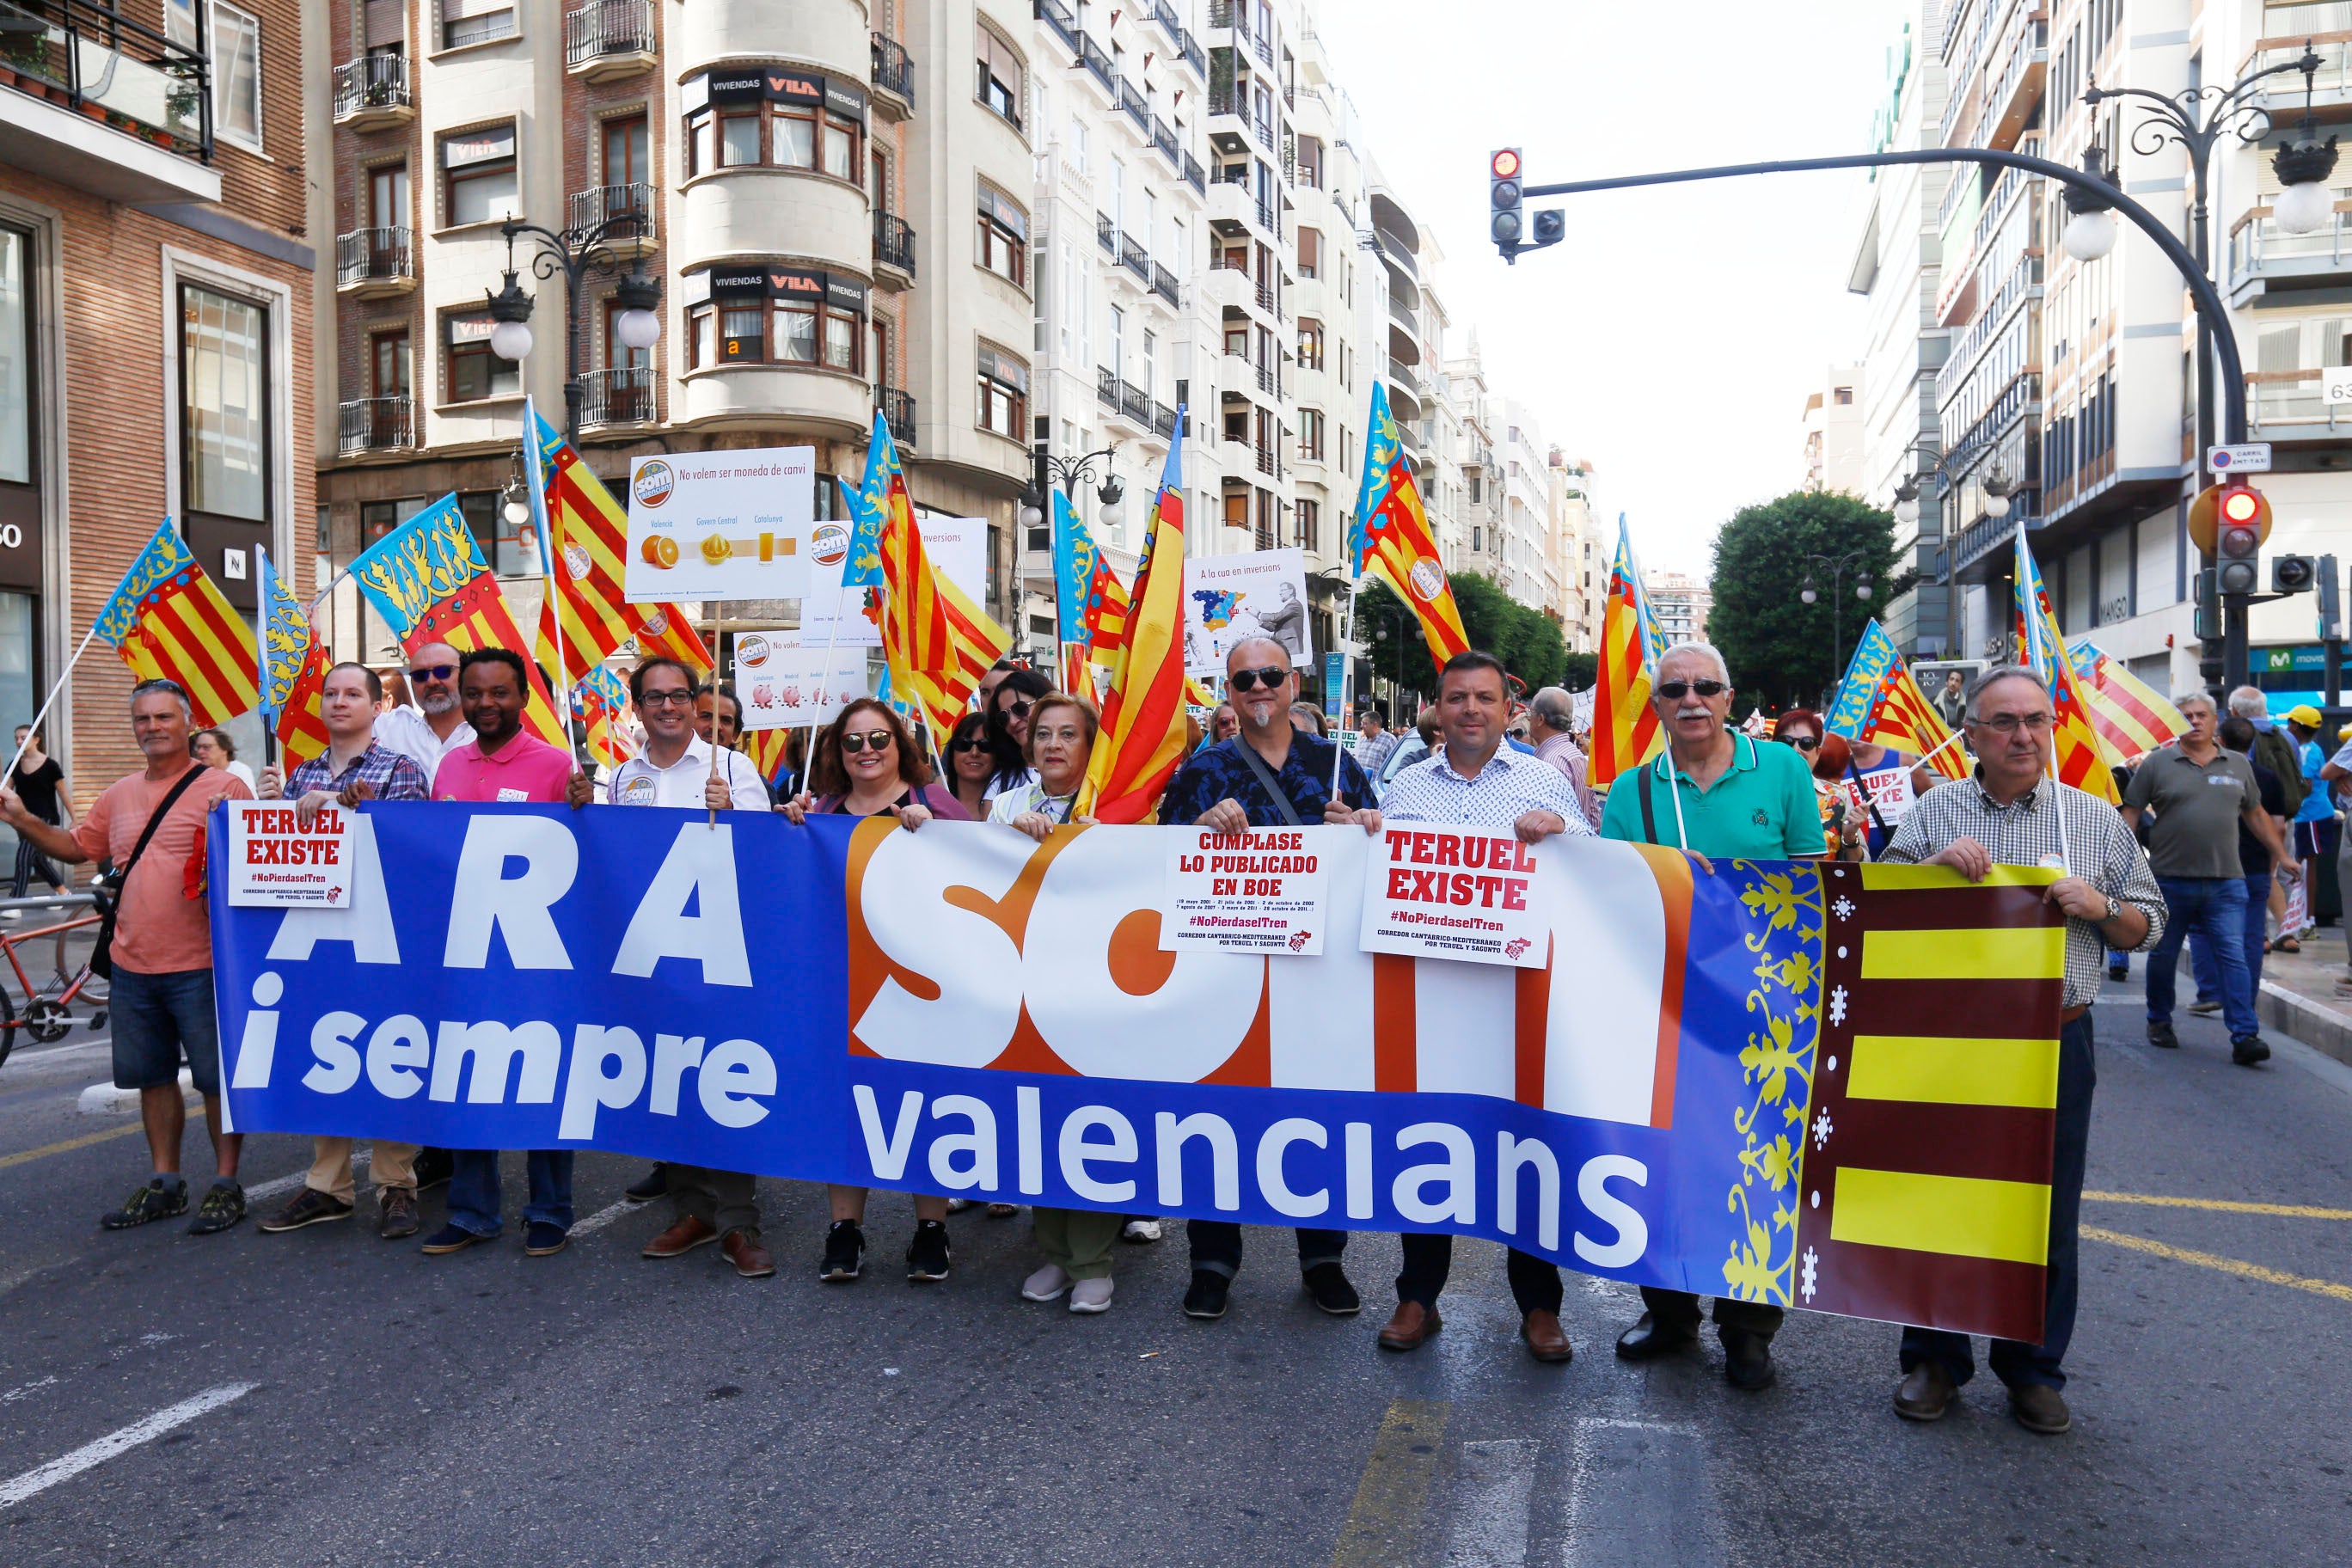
{"left": 1158, "top": 636, "right": 1383, "bottom": 1323}
{"left": 371, "top": 640, "right": 475, "bottom": 786}
{"left": 1598, "top": 641, "right": 1825, "bottom": 1393}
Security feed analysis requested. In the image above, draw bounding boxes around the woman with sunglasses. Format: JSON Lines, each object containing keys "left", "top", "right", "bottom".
{"left": 782, "top": 698, "right": 968, "bottom": 1283}
{"left": 1772, "top": 710, "right": 1865, "bottom": 860}
{"left": 942, "top": 712, "right": 996, "bottom": 821}
{"left": 982, "top": 668, "right": 1055, "bottom": 807}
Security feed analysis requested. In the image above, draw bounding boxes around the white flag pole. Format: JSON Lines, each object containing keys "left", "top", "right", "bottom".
{"left": 2, "top": 622, "right": 103, "bottom": 797}
{"left": 1331, "top": 576, "right": 1359, "bottom": 795}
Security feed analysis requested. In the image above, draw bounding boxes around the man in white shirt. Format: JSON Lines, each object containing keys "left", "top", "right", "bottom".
{"left": 371, "top": 641, "right": 475, "bottom": 785}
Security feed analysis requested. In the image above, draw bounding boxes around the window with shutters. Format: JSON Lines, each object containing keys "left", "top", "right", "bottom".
{"left": 364, "top": 0, "right": 405, "bottom": 52}
{"left": 977, "top": 179, "right": 1027, "bottom": 285}
{"left": 977, "top": 22, "right": 1024, "bottom": 129}
{"left": 441, "top": 123, "right": 518, "bottom": 227}
{"left": 441, "top": 0, "right": 518, "bottom": 51}
{"left": 444, "top": 311, "right": 519, "bottom": 401}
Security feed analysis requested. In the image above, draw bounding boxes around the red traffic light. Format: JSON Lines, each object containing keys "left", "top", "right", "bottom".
{"left": 2221, "top": 488, "right": 2261, "bottom": 524}
{"left": 1491, "top": 149, "right": 1521, "bottom": 180}
{"left": 2188, "top": 481, "right": 2272, "bottom": 553}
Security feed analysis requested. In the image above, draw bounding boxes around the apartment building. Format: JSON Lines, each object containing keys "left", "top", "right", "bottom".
{"left": 1801, "top": 366, "right": 1869, "bottom": 495}
{"left": 309, "top": 0, "right": 1035, "bottom": 662}
{"left": 1547, "top": 450, "right": 1600, "bottom": 651}
{"left": 0, "top": 0, "right": 315, "bottom": 786}
{"left": 1644, "top": 569, "right": 1712, "bottom": 646}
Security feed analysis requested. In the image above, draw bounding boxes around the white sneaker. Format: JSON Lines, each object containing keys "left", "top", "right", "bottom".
{"left": 1069, "top": 1277, "right": 1114, "bottom": 1314}
{"left": 1021, "top": 1263, "right": 1072, "bottom": 1302}
{"left": 1120, "top": 1218, "right": 1163, "bottom": 1243}
{"left": 945, "top": 1197, "right": 972, "bottom": 1213}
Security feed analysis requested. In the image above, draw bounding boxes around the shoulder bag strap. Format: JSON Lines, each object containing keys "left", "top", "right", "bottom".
{"left": 1638, "top": 762, "right": 1659, "bottom": 844}
{"left": 118, "top": 766, "right": 208, "bottom": 888}
{"left": 1234, "top": 739, "right": 1306, "bottom": 827}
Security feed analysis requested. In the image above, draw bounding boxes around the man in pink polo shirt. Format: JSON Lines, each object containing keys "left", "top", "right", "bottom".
{"left": 420, "top": 646, "right": 590, "bottom": 1260}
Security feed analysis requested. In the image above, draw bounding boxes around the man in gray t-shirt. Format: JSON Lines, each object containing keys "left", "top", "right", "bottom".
{"left": 2121, "top": 691, "right": 2297, "bottom": 1063}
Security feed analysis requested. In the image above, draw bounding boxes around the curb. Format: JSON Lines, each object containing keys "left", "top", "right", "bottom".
{"left": 77, "top": 1070, "right": 193, "bottom": 1115}
{"left": 2258, "top": 979, "right": 2352, "bottom": 1070}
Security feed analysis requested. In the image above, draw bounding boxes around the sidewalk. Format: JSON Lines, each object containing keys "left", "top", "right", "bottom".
{"left": 2252, "top": 922, "right": 2352, "bottom": 1067}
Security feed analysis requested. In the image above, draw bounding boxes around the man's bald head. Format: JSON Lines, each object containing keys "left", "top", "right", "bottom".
{"left": 1226, "top": 635, "right": 1289, "bottom": 675}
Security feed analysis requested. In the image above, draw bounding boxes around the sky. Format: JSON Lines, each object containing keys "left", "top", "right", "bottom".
{"left": 1313, "top": 0, "right": 1912, "bottom": 578}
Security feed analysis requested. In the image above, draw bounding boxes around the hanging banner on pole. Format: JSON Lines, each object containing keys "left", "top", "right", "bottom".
{"left": 799, "top": 516, "right": 988, "bottom": 649}
{"left": 735, "top": 631, "right": 866, "bottom": 731}
{"left": 624, "top": 448, "right": 815, "bottom": 603}
{"left": 1182, "top": 548, "right": 1312, "bottom": 677}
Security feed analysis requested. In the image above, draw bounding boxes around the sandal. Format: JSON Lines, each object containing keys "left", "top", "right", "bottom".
{"left": 2275, "top": 936, "right": 2301, "bottom": 953}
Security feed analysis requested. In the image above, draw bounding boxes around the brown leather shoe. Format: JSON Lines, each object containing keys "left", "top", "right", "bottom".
{"left": 1521, "top": 1308, "right": 1573, "bottom": 1363}
{"left": 2008, "top": 1381, "right": 2072, "bottom": 1435}
{"left": 721, "top": 1228, "right": 775, "bottom": 1279}
{"left": 641, "top": 1216, "right": 718, "bottom": 1259}
{"left": 1377, "top": 1300, "right": 1442, "bottom": 1351}
{"left": 1894, "top": 1362, "right": 1956, "bottom": 1422}
{"left": 377, "top": 1186, "right": 419, "bottom": 1240}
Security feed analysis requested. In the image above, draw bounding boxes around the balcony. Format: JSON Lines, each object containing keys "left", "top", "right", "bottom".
{"left": 1152, "top": 263, "right": 1179, "bottom": 307}
{"left": 1936, "top": 248, "right": 2041, "bottom": 404}
{"left": 1152, "top": 115, "right": 1182, "bottom": 173}
{"left": 578, "top": 366, "right": 657, "bottom": 428}
{"left": 1255, "top": 278, "right": 1279, "bottom": 316}
{"left": 2229, "top": 201, "right": 2352, "bottom": 307}
{"left": 1118, "top": 78, "right": 1149, "bottom": 137}
{"left": 1375, "top": 226, "right": 1418, "bottom": 279}
{"left": 1097, "top": 365, "right": 1119, "bottom": 411}
{"left": 1118, "top": 232, "right": 1151, "bottom": 285}
{"left": 567, "top": 182, "right": 655, "bottom": 255}
{"left": 0, "top": 0, "right": 221, "bottom": 205}
{"left": 1096, "top": 211, "right": 1116, "bottom": 255}
{"left": 1943, "top": 507, "right": 2046, "bottom": 583}
{"left": 2248, "top": 370, "right": 2352, "bottom": 438}
{"left": 1185, "top": 151, "right": 1205, "bottom": 194}
{"left": 563, "top": 0, "right": 654, "bottom": 83}
{"left": 2242, "top": 35, "right": 2352, "bottom": 120}
{"left": 1980, "top": 15, "right": 2046, "bottom": 154}
{"left": 873, "top": 210, "right": 916, "bottom": 281}
{"left": 1255, "top": 444, "right": 1276, "bottom": 477}
{"left": 1154, "top": 401, "right": 1177, "bottom": 440}
{"left": 334, "top": 226, "right": 415, "bottom": 299}
{"left": 878, "top": 386, "right": 916, "bottom": 449}
{"left": 870, "top": 31, "right": 914, "bottom": 116}
{"left": 337, "top": 395, "right": 413, "bottom": 456}
{"left": 1075, "top": 32, "right": 1115, "bottom": 98}
{"left": 332, "top": 53, "right": 412, "bottom": 131}
{"left": 1146, "top": 0, "right": 1184, "bottom": 47}
{"left": 1180, "top": 29, "right": 1207, "bottom": 81}
{"left": 1121, "top": 380, "right": 1153, "bottom": 429}
{"left": 1035, "top": 0, "right": 1077, "bottom": 52}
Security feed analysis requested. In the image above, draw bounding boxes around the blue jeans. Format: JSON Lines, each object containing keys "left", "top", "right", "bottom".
{"left": 446, "top": 1149, "right": 575, "bottom": 1237}
{"left": 2145, "top": 876, "right": 2258, "bottom": 1040}
{"left": 110, "top": 966, "right": 221, "bottom": 1094}
{"left": 1902, "top": 1012, "right": 2095, "bottom": 1391}
{"left": 2190, "top": 872, "right": 2271, "bottom": 1003}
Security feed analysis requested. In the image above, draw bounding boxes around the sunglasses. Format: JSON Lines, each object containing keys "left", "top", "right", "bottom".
{"left": 1656, "top": 680, "right": 1727, "bottom": 700}
{"left": 1227, "top": 666, "right": 1289, "bottom": 693}
{"left": 998, "top": 698, "right": 1033, "bottom": 719}
{"left": 840, "top": 729, "right": 895, "bottom": 754}
{"left": 1787, "top": 734, "right": 1821, "bottom": 750}
{"left": 947, "top": 738, "right": 984, "bottom": 755}
{"left": 408, "top": 664, "right": 457, "bottom": 683}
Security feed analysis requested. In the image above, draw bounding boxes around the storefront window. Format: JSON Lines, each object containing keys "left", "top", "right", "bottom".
{"left": 0, "top": 229, "right": 26, "bottom": 485}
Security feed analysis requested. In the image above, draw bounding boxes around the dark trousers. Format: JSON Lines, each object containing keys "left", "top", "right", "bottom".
{"left": 1396, "top": 1233, "right": 1561, "bottom": 1316}
{"left": 668, "top": 1166, "right": 758, "bottom": 1238}
{"left": 446, "top": 1149, "right": 575, "bottom": 1236}
{"left": 1902, "top": 1011, "right": 2094, "bottom": 1392}
{"left": 2191, "top": 872, "right": 2272, "bottom": 1000}
{"left": 1187, "top": 1219, "right": 1345, "bottom": 1278}
{"left": 1638, "top": 1288, "right": 1784, "bottom": 1343}
{"left": 10, "top": 833, "right": 60, "bottom": 897}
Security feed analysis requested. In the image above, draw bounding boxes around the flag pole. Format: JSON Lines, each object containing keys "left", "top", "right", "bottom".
{"left": 524, "top": 399, "right": 584, "bottom": 770}
{"left": 1332, "top": 576, "right": 1358, "bottom": 794}
{"left": 707, "top": 597, "right": 723, "bottom": 827}
{"left": 3, "top": 622, "right": 104, "bottom": 797}
{"left": 254, "top": 544, "right": 279, "bottom": 769}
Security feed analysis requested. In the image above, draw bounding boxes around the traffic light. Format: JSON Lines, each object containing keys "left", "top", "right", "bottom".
{"left": 2194, "top": 567, "right": 2221, "bottom": 642}
{"left": 2321, "top": 554, "right": 2343, "bottom": 641}
{"left": 1532, "top": 209, "right": 1565, "bottom": 245}
{"left": 2273, "top": 554, "right": 2317, "bottom": 594}
{"left": 1491, "top": 148, "right": 1523, "bottom": 248}
{"left": 2188, "top": 480, "right": 2273, "bottom": 594}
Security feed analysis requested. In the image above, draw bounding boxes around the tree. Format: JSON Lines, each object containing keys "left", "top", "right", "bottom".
{"left": 1351, "top": 573, "right": 1571, "bottom": 707}
{"left": 1707, "top": 490, "right": 1908, "bottom": 714}
{"left": 1559, "top": 651, "right": 1598, "bottom": 692}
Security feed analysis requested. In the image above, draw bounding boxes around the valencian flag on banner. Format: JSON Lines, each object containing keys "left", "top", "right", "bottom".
{"left": 570, "top": 663, "right": 635, "bottom": 769}
{"left": 255, "top": 547, "right": 330, "bottom": 763}
{"left": 1077, "top": 426, "right": 1191, "bottom": 823}
{"left": 870, "top": 410, "right": 1011, "bottom": 741}
{"left": 1825, "top": 620, "right": 1969, "bottom": 783}
{"left": 346, "top": 494, "right": 567, "bottom": 746}
{"left": 524, "top": 407, "right": 710, "bottom": 682}
{"left": 1350, "top": 382, "right": 1469, "bottom": 669}
{"left": 2012, "top": 525, "right": 2121, "bottom": 804}
{"left": 93, "top": 520, "right": 260, "bottom": 728}
{"left": 1053, "top": 487, "right": 1131, "bottom": 697}
{"left": 1589, "top": 516, "right": 1665, "bottom": 787}
{"left": 2066, "top": 639, "right": 2188, "bottom": 766}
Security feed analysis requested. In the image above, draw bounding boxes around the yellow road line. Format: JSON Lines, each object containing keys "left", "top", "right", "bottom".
{"left": 2085, "top": 1190, "right": 2352, "bottom": 1221}
{"left": 2082, "top": 1226, "right": 2352, "bottom": 1302}
{"left": 0, "top": 1099, "right": 199, "bottom": 1172}
{"left": 1330, "top": 1398, "right": 1449, "bottom": 1568}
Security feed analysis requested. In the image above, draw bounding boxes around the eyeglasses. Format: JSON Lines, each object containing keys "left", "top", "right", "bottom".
{"left": 640, "top": 689, "right": 695, "bottom": 708}
{"left": 1787, "top": 734, "right": 1821, "bottom": 750}
{"left": 1655, "top": 680, "right": 1727, "bottom": 700}
{"left": 1227, "top": 666, "right": 1289, "bottom": 692}
{"left": 407, "top": 664, "right": 456, "bottom": 683}
{"left": 998, "top": 698, "right": 1033, "bottom": 719}
{"left": 1971, "top": 712, "right": 2053, "bottom": 734}
{"left": 946, "top": 738, "right": 983, "bottom": 755}
{"left": 840, "top": 729, "right": 896, "bottom": 754}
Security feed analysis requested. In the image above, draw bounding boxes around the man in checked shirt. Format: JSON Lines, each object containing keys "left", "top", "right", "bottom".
{"left": 1879, "top": 666, "right": 2163, "bottom": 1436}
{"left": 253, "top": 662, "right": 432, "bottom": 1239}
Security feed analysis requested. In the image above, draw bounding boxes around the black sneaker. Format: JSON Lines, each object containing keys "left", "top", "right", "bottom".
{"left": 819, "top": 1219, "right": 866, "bottom": 1283}
{"left": 2232, "top": 1034, "right": 2272, "bottom": 1066}
{"left": 2147, "top": 1020, "right": 2179, "bottom": 1050}
{"left": 186, "top": 1180, "right": 246, "bottom": 1236}
{"left": 259, "top": 1186, "right": 353, "bottom": 1234}
{"left": 101, "top": 1178, "right": 187, "bottom": 1230}
{"left": 905, "top": 1219, "right": 952, "bottom": 1283}
{"left": 1183, "top": 1270, "right": 1231, "bottom": 1320}
{"left": 623, "top": 1165, "right": 669, "bottom": 1203}
{"left": 1303, "top": 1262, "right": 1361, "bottom": 1316}
{"left": 2107, "top": 962, "right": 2129, "bottom": 981}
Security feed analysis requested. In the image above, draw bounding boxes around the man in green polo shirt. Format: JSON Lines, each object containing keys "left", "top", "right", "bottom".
{"left": 1599, "top": 640, "right": 1824, "bottom": 1391}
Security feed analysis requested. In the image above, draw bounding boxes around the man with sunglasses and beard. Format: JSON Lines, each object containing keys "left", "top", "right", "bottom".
{"left": 1159, "top": 636, "right": 1384, "bottom": 1323}
{"left": 371, "top": 640, "right": 475, "bottom": 785}
{"left": 1598, "top": 641, "right": 1826, "bottom": 1393}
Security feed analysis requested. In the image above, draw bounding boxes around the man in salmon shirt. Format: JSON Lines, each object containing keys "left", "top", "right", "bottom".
{"left": 420, "top": 648, "right": 593, "bottom": 1259}
{"left": 0, "top": 679, "right": 253, "bottom": 1234}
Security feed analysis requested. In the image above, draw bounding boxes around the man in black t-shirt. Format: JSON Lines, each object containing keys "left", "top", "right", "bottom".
{"left": 8, "top": 725, "right": 70, "bottom": 897}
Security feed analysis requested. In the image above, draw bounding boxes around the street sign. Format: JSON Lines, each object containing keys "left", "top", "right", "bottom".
{"left": 2208, "top": 443, "right": 2273, "bottom": 474}
{"left": 2326, "top": 367, "right": 2352, "bottom": 406}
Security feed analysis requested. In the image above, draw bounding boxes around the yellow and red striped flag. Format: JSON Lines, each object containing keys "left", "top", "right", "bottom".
{"left": 1589, "top": 517, "right": 1664, "bottom": 787}
{"left": 738, "top": 726, "right": 795, "bottom": 790}
{"left": 93, "top": 520, "right": 260, "bottom": 728}
{"left": 525, "top": 408, "right": 710, "bottom": 682}
{"left": 256, "top": 546, "right": 330, "bottom": 763}
{"left": 1825, "top": 620, "right": 1968, "bottom": 782}
{"left": 1054, "top": 487, "right": 1130, "bottom": 696}
{"left": 570, "top": 664, "right": 636, "bottom": 769}
{"left": 2067, "top": 640, "right": 2188, "bottom": 766}
{"left": 1077, "top": 432, "right": 1191, "bottom": 823}
{"left": 869, "top": 411, "right": 1010, "bottom": 742}
{"left": 2013, "top": 528, "right": 2121, "bottom": 804}
{"left": 1350, "top": 381, "right": 1469, "bottom": 669}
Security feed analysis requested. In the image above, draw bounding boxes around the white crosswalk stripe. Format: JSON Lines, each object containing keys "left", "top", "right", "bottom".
{"left": 1440, "top": 1439, "right": 1538, "bottom": 1566}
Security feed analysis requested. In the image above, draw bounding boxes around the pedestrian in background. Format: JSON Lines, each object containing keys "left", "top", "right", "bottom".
{"left": 2185, "top": 716, "right": 2288, "bottom": 1011}
{"left": 1526, "top": 685, "right": 1601, "bottom": 829}
{"left": 191, "top": 728, "right": 254, "bottom": 791}
{"left": 6, "top": 723, "right": 71, "bottom": 897}
{"left": 2286, "top": 704, "right": 2333, "bottom": 949}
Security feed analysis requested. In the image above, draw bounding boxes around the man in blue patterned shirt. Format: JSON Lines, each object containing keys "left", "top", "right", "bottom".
{"left": 1159, "top": 635, "right": 1381, "bottom": 1323}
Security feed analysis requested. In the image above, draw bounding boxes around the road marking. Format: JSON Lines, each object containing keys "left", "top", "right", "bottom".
{"left": 2082, "top": 1226, "right": 2352, "bottom": 1302}
{"left": 2086, "top": 1190, "right": 2352, "bottom": 1220}
{"left": 1440, "top": 1439, "right": 1536, "bottom": 1567}
{"left": 1330, "top": 1398, "right": 1449, "bottom": 1568}
{"left": 569, "top": 1197, "right": 635, "bottom": 1238}
{"left": 0, "top": 1100, "right": 197, "bottom": 1172}
{"left": 0, "top": 1376, "right": 57, "bottom": 1405}
{"left": 1565, "top": 1417, "right": 1724, "bottom": 1568}
{"left": 0, "top": 1382, "right": 256, "bottom": 1510}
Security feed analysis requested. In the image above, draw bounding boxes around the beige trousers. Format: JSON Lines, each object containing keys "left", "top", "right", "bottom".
{"left": 1033, "top": 1208, "right": 1122, "bottom": 1280}
{"left": 306, "top": 1137, "right": 419, "bottom": 1203}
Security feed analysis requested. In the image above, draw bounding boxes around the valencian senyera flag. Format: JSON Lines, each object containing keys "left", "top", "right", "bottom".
{"left": 871, "top": 409, "right": 1011, "bottom": 743}
{"left": 2012, "top": 526, "right": 2121, "bottom": 804}
{"left": 1825, "top": 620, "right": 1968, "bottom": 783}
{"left": 570, "top": 663, "right": 635, "bottom": 769}
{"left": 1351, "top": 380, "right": 1469, "bottom": 669}
{"left": 1054, "top": 487, "right": 1131, "bottom": 699}
{"left": 1077, "top": 428, "right": 1191, "bottom": 823}
{"left": 524, "top": 406, "right": 711, "bottom": 683}
{"left": 739, "top": 725, "right": 795, "bottom": 789}
{"left": 1589, "top": 515, "right": 1665, "bottom": 787}
{"left": 2067, "top": 639, "right": 2188, "bottom": 767}
{"left": 217, "top": 818, "right": 2066, "bottom": 1348}
{"left": 93, "top": 519, "right": 260, "bottom": 728}
{"left": 255, "top": 546, "right": 330, "bottom": 763}
{"left": 346, "top": 494, "right": 567, "bottom": 746}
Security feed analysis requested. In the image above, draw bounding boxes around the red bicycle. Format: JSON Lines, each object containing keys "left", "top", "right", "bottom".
{"left": 0, "top": 902, "right": 108, "bottom": 1068}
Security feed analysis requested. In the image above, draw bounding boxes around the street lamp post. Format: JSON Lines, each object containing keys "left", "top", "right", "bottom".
{"left": 486, "top": 217, "right": 663, "bottom": 445}
{"left": 1799, "top": 550, "right": 1877, "bottom": 701}
{"left": 1019, "top": 446, "right": 1126, "bottom": 668}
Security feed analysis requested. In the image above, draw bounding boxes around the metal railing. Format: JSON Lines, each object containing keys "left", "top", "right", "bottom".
{"left": 2230, "top": 199, "right": 2352, "bottom": 283}
{"left": 1118, "top": 78, "right": 1149, "bottom": 134}
{"left": 337, "top": 395, "right": 413, "bottom": 454}
{"left": 332, "top": 52, "right": 409, "bottom": 119}
{"left": 1121, "top": 380, "right": 1152, "bottom": 426}
{"left": 1036, "top": 0, "right": 1077, "bottom": 52}
{"left": 1077, "top": 32, "right": 1114, "bottom": 94}
{"left": 878, "top": 386, "right": 916, "bottom": 447}
{"left": 1119, "top": 232, "right": 1150, "bottom": 282}
{"left": 1253, "top": 31, "right": 1272, "bottom": 69}
{"left": 334, "top": 226, "right": 413, "bottom": 286}
{"left": 1152, "top": 263, "right": 1179, "bottom": 306}
{"left": 1097, "top": 366, "right": 1119, "bottom": 410}
{"left": 1154, "top": 401, "right": 1177, "bottom": 438}
{"left": 578, "top": 366, "right": 656, "bottom": 426}
{"left": 3, "top": 0, "right": 214, "bottom": 157}
{"left": 1180, "top": 28, "right": 1206, "bottom": 78}
{"left": 1375, "top": 227, "right": 1418, "bottom": 278}
{"left": 1185, "top": 151, "right": 1205, "bottom": 193}
{"left": 1939, "top": 371, "right": 2040, "bottom": 474}
{"left": 1152, "top": 116, "right": 1182, "bottom": 170}
{"left": 563, "top": 0, "right": 653, "bottom": 67}
{"left": 1209, "top": 83, "right": 1240, "bottom": 119}
{"left": 1096, "top": 211, "right": 1116, "bottom": 254}
{"left": 1255, "top": 444, "right": 1275, "bottom": 476}
{"left": 1935, "top": 251, "right": 2040, "bottom": 404}
{"left": 1387, "top": 358, "right": 1421, "bottom": 395}
{"left": 2249, "top": 370, "right": 2348, "bottom": 433}
{"left": 1255, "top": 279, "right": 1277, "bottom": 315}
{"left": 873, "top": 211, "right": 916, "bottom": 275}
{"left": 567, "top": 182, "right": 653, "bottom": 242}
{"left": 871, "top": 31, "right": 914, "bottom": 105}
{"left": 1256, "top": 199, "right": 1277, "bottom": 237}
{"left": 1147, "top": 0, "right": 1183, "bottom": 45}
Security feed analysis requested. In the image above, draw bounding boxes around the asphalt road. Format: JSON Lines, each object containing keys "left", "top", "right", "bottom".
{"left": 1, "top": 974, "right": 2349, "bottom": 1566}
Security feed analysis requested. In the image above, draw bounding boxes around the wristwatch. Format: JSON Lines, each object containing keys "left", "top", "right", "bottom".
{"left": 2102, "top": 894, "right": 2122, "bottom": 923}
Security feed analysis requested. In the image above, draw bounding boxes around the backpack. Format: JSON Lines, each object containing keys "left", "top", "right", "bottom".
{"left": 2253, "top": 727, "right": 2306, "bottom": 818}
